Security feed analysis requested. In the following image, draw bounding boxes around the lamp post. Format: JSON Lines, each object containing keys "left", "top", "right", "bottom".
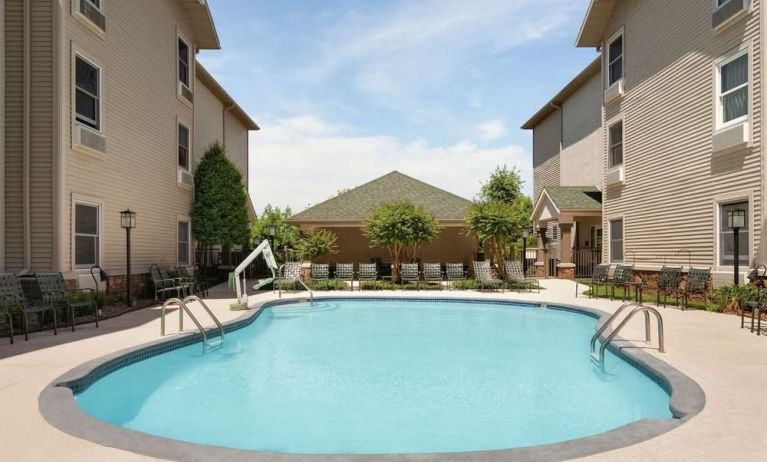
{"left": 267, "top": 224, "right": 276, "bottom": 249}
{"left": 522, "top": 228, "right": 530, "bottom": 275}
{"left": 120, "top": 209, "right": 136, "bottom": 306}
{"left": 727, "top": 209, "right": 746, "bottom": 286}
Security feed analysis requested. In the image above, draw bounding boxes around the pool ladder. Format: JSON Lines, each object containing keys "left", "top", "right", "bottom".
{"left": 590, "top": 302, "right": 665, "bottom": 368}
{"left": 161, "top": 295, "right": 225, "bottom": 354}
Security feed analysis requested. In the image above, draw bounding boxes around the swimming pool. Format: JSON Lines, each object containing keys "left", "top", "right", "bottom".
{"left": 72, "top": 298, "right": 675, "bottom": 455}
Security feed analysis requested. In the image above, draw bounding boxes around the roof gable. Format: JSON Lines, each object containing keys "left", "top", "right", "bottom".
{"left": 544, "top": 186, "right": 602, "bottom": 210}
{"left": 288, "top": 171, "right": 473, "bottom": 222}
{"left": 576, "top": 0, "right": 619, "bottom": 47}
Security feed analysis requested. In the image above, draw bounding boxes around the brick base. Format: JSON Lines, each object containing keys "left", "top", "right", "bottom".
{"left": 557, "top": 264, "right": 575, "bottom": 280}
{"left": 633, "top": 270, "right": 712, "bottom": 302}
{"left": 106, "top": 273, "right": 151, "bottom": 300}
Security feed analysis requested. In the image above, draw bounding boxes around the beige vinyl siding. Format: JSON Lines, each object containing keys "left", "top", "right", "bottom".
{"left": 533, "top": 154, "right": 561, "bottom": 203}
{"left": 600, "top": 0, "right": 761, "bottom": 270}
{"left": 3, "top": 0, "right": 55, "bottom": 272}
{"left": 561, "top": 72, "right": 602, "bottom": 188}
{"left": 223, "top": 110, "right": 249, "bottom": 184}
{"left": 63, "top": 0, "right": 198, "bottom": 275}
{"left": 193, "top": 77, "right": 223, "bottom": 167}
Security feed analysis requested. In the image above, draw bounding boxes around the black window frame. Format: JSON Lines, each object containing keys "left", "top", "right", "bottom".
{"left": 74, "top": 55, "right": 101, "bottom": 131}
{"left": 178, "top": 123, "right": 190, "bottom": 171}
{"left": 178, "top": 37, "right": 190, "bottom": 88}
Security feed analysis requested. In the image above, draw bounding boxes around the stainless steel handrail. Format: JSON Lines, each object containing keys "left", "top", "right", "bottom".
{"left": 594, "top": 305, "right": 664, "bottom": 365}
{"left": 161, "top": 298, "right": 208, "bottom": 353}
{"left": 183, "top": 295, "right": 225, "bottom": 343}
{"left": 277, "top": 264, "right": 314, "bottom": 306}
{"left": 590, "top": 302, "right": 643, "bottom": 352}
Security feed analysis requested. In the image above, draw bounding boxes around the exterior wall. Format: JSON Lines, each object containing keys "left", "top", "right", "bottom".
{"left": 598, "top": 0, "right": 762, "bottom": 283}
{"left": 532, "top": 111, "right": 561, "bottom": 201}
{"left": 62, "top": 0, "right": 199, "bottom": 277}
{"left": 223, "top": 109, "right": 249, "bottom": 183}
{"left": 561, "top": 72, "right": 603, "bottom": 188}
{"left": 309, "top": 226, "right": 478, "bottom": 268}
{"left": 3, "top": 0, "right": 56, "bottom": 273}
{"left": 192, "top": 78, "right": 223, "bottom": 168}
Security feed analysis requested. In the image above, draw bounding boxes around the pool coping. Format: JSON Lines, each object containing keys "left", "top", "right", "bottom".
{"left": 39, "top": 296, "right": 706, "bottom": 462}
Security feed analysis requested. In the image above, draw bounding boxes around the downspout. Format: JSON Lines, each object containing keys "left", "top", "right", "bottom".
{"left": 19, "top": 0, "right": 32, "bottom": 274}
{"left": 0, "top": 0, "right": 6, "bottom": 272}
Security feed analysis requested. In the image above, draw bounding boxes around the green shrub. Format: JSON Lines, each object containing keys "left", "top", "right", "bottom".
{"left": 448, "top": 279, "right": 480, "bottom": 290}
{"left": 712, "top": 284, "right": 763, "bottom": 313}
{"left": 296, "top": 230, "right": 338, "bottom": 262}
{"left": 304, "top": 279, "right": 348, "bottom": 291}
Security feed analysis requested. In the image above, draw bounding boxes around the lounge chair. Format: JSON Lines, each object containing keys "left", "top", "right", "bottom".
{"left": 683, "top": 267, "right": 711, "bottom": 310}
{"left": 357, "top": 263, "right": 378, "bottom": 290}
{"left": 37, "top": 273, "right": 98, "bottom": 332}
{"left": 178, "top": 265, "right": 207, "bottom": 297}
{"left": 4, "top": 274, "right": 59, "bottom": 341}
{"left": 422, "top": 263, "right": 443, "bottom": 287}
{"left": 160, "top": 266, "right": 193, "bottom": 297}
{"left": 0, "top": 274, "right": 19, "bottom": 343}
{"left": 473, "top": 261, "right": 504, "bottom": 292}
{"left": 445, "top": 263, "right": 466, "bottom": 290}
{"left": 581, "top": 264, "right": 610, "bottom": 298}
{"left": 503, "top": 260, "right": 540, "bottom": 293}
{"left": 310, "top": 263, "right": 329, "bottom": 289}
{"left": 656, "top": 266, "right": 682, "bottom": 307}
{"left": 400, "top": 263, "right": 420, "bottom": 286}
{"left": 277, "top": 261, "right": 303, "bottom": 292}
{"left": 609, "top": 265, "right": 641, "bottom": 302}
{"left": 334, "top": 263, "right": 355, "bottom": 291}
{"left": 150, "top": 264, "right": 185, "bottom": 302}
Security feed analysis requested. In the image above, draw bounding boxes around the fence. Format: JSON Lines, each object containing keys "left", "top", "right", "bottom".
{"left": 572, "top": 248, "right": 602, "bottom": 278}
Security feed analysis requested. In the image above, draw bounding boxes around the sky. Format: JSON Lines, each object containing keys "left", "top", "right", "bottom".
{"left": 198, "top": 0, "right": 597, "bottom": 214}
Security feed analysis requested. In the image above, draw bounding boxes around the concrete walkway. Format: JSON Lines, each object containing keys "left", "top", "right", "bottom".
{"left": 1, "top": 279, "right": 765, "bottom": 461}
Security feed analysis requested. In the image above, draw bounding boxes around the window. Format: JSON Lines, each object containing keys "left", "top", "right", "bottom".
{"left": 86, "top": 0, "right": 101, "bottom": 8}
{"left": 609, "top": 121, "right": 623, "bottom": 167}
{"left": 178, "top": 124, "right": 190, "bottom": 170}
{"left": 718, "top": 52, "right": 748, "bottom": 126}
{"left": 178, "top": 37, "right": 190, "bottom": 88}
{"left": 608, "top": 34, "right": 623, "bottom": 86}
{"left": 719, "top": 201, "right": 748, "bottom": 266}
{"left": 590, "top": 226, "right": 603, "bottom": 250}
{"left": 74, "top": 203, "right": 100, "bottom": 268}
{"left": 609, "top": 219, "right": 623, "bottom": 262}
{"left": 75, "top": 56, "right": 100, "bottom": 130}
{"left": 716, "top": 0, "right": 731, "bottom": 7}
{"left": 178, "top": 221, "right": 190, "bottom": 265}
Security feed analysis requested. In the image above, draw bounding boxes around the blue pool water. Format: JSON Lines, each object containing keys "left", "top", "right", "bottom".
{"left": 76, "top": 299, "right": 672, "bottom": 454}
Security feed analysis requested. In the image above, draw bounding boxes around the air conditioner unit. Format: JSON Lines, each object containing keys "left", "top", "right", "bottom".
{"left": 76, "top": 0, "right": 106, "bottom": 32}
{"left": 74, "top": 124, "right": 107, "bottom": 154}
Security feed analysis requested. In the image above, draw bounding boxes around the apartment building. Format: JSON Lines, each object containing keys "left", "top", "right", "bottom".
{"left": 1, "top": 0, "right": 258, "bottom": 290}
{"left": 523, "top": 57, "right": 604, "bottom": 279}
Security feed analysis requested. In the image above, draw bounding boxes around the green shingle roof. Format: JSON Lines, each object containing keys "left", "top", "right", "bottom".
{"left": 543, "top": 186, "right": 602, "bottom": 210}
{"left": 288, "top": 171, "right": 473, "bottom": 222}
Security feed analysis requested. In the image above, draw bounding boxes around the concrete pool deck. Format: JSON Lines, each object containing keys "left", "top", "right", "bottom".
{"left": 0, "top": 280, "right": 765, "bottom": 461}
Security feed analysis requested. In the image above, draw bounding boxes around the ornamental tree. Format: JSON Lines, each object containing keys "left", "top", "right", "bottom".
{"left": 250, "top": 204, "right": 301, "bottom": 261}
{"left": 192, "top": 142, "right": 250, "bottom": 265}
{"left": 362, "top": 200, "right": 440, "bottom": 281}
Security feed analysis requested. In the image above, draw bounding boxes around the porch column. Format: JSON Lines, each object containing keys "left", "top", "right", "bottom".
{"left": 536, "top": 227, "right": 548, "bottom": 278}
{"left": 557, "top": 223, "right": 575, "bottom": 280}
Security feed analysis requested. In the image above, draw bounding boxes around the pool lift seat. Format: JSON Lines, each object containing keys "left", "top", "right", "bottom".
{"left": 589, "top": 302, "right": 665, "bottom": 369}
{"left": 161, "top": 295, "right": 225, "bottom": 353}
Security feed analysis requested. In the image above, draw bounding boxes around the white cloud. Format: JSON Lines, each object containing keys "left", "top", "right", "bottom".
{"left": 249, "top": 116, "right": 532, "bottom": 213}
{"left": 477, "top": 119, "right": 508, "bottom": 142}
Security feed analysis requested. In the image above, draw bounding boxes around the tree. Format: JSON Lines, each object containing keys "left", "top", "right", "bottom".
{"left": 362, "top": 201, "right": 440, "bottom": 281}
{"left": 479, "top": 165, "right": 524, "bottom": 203}
{"left": 296, "top": 229, "right": 339, "bottom": 262}
{"left": 250, "top": 204, "right": 300, "bottom": 261}
{"left": 466, "top": 166, "right": 533, "bottom": 275}
{"left": 192, "top": 142, "right": 250, "bottom": 265}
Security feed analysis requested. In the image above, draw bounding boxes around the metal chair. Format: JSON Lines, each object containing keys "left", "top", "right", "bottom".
{"left": 657, "top": 266, "right": 682, "bottom": 307}
{"left": 334, "top": 263, "right": 355, "bottom": 291}
{"left": 277, "top": 261, "right": 303, "bottom": 294}
{"left": 504, "top": 260, "right": 540, "bottom": 293}
{"left": 683, "top": 268, "right": 711, "bottom": 310}
{"left": 37, "top": 273, "right": 98, "bottom": 332}
{"left": 311, "top": 263, "right": 329, "bottom": 281}
{"left": 357, "top": 263, "right": 378, "bottom": 290}
{"left": 472, "top": 261, "right": 504, "bottom": 292}
{"left": 445, "top": 263, "right": 466, "bottom": 290}
{"left": 399, "top": 263, "right": 420, "bottom": 286}
{"left": 609, "top": 265, "right": 641, "bottom": 302}
{"left": 11, "top": 274, "right": 59, "bottom": 341}
{"left": 150, "top": 264, "right": 185, "bottom": 302}
{"left": 422, "top": 263, "right": 443, "bottom": 286}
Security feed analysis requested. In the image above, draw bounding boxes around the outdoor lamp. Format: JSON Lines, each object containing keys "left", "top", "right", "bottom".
{"left": 522, "top": 229, "right": 529, "bottom": 239}
{"left": 727, "top": 209, "right": 746, "bottom": 286}
{"left": 268, "top": 224, "right": 276, "bottom": 237}
{"left": 120, "top": 209, "right": 136, "bottom": 306}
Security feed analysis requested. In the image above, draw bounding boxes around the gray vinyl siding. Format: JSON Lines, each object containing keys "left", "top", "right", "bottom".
{"left": 3, "top": 0, "right": 55, "bottom": 272}
{"left": 533, "top": 154, "right": 561, "bottom": 203}
{"left": 600, "top": 0, "right": 761, "bottom": 269}
{"left": 63, "top": 0, "right": 199, "bottom": 275}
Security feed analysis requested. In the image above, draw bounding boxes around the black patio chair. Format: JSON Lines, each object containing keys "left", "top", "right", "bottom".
{"left": 657, "top": 266, "right": 682, "bottom": 307}
{"left": 37, "top": 273, "right": 98, "bottom": 332}
{"left": 610, "top": 265, "right": 641, "bottom": 302}
{"left": 8, "top": 274, "right": 59, "bottom": 341}
{"left": 150, "top": 264, "right": 185, "bottom": 302}
{"left": 683, "top": 268, "right": 711, "bottom": 310}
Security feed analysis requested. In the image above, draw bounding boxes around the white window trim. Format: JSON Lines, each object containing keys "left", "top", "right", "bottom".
{"left": 84, "top": 0, "right": 102, "bottom": 11}
{"left": 72, "top": 50, "right": 104, "bottom": 134}
{"left": 607, "top": 216, "right": 625, "bottom": 263}
{"left": 608, "top": 119, "right": 624, "bottom": 169}
{"left": 177, "top": 32, "right": 192, "bottom": 91}
{"left": 605, "top": 27, "right": 624, "bottom": 89}
{"left": 177, "top": 122, "right": 190, "bottom": 172}
{"left": 713, "top": 191, "right": 753, "bottom": 271}
{"left": 71, "top": 194, "right": 103, "bottom": 272}
{"left": 177, "top": 216, "right": 191, "bottom": 266}
{"left": 714, "top": 48, "right": 750, "bottom": 130}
